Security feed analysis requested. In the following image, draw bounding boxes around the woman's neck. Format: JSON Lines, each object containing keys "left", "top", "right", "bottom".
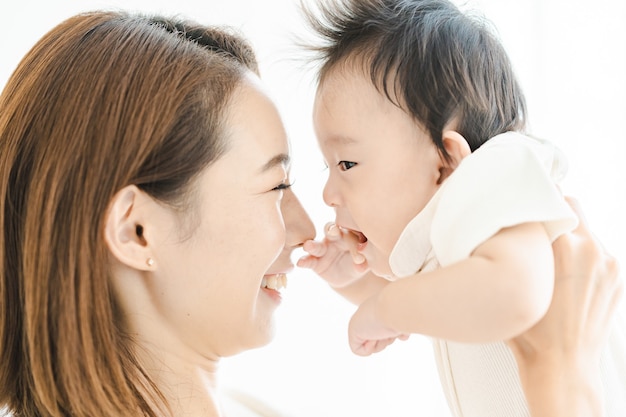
{"left": 138, "top": 341, "right": 223, "bottom": 416}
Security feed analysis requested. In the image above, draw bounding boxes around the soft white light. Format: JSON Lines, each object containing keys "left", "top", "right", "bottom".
{"left": 1, "top": 1, "right": 623, "bottom": 416}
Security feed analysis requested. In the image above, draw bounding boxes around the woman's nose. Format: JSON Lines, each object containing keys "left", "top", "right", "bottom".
{"left": 281, "top": 188, "right": 315, "bottom": 248}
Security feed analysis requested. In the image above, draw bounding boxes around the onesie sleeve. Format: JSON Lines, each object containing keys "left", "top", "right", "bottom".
{"left": 430, "top": 135, "right": 578, "bottom": 267}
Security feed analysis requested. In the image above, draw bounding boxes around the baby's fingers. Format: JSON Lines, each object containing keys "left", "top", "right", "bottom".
{"left": 296, "top": 253, "right": 317, "bottom": 270}
{"left": 324, "top": 222, "right": 342, "bottom": 241}
{"left": 351, "top": 338, "right": 395, "bottom": 356}
{"left": 302, "top": 239, "right": 328, "bottom": 257}
{"left": 351, "top": 339, "right": 376, "bottom": 356}
{"left": 326, "top": 223, "right": 366, "bottom": 265}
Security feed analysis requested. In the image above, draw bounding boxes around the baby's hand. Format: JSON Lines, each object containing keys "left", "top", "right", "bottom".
{"left": 349, "top": 295, "right": 409, "bottom": 356}
{"left": 297, "top": 222, "right": 370, "bottom": 289}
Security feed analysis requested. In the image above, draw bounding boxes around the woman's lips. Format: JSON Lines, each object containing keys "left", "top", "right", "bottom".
{"left": 261, "top": 273, "right": 287, "bottom": 291}
{"left": 261, "top": 274, "right": 286, "bottom": 304}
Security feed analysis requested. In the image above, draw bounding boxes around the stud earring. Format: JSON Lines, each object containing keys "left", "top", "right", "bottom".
{"left": 146, "top": 258, "right": 155, "bottom": 267}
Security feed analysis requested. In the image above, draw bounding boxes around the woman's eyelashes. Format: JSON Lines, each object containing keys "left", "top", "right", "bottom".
{"left": 338, "top": 160, "right": 357, "bottom": 171}
{"left": 272, "top": 181, "right": 293, "bottom": 191}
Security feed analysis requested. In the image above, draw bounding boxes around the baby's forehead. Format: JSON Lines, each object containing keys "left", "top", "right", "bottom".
{"left": 318, "top": 52, "right": 376, "bottom": 86}
{"left": 316, "top": 66, "right": 391, "bottom": 106}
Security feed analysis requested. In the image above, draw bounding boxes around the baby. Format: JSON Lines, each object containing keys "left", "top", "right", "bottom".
{"left": 298, "top": 0, "right": 626, "bottom": 416}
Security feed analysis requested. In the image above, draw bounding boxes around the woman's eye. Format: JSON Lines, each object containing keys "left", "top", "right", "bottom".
{"left": 272, "top": 182, "right": 293, "bottom": 191}
{"left": 338, "top": 161, "right": 357, "bottom": 171}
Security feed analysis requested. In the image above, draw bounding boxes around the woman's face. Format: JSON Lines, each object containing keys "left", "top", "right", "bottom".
{"left": 147, "top": 74, "right": 314, "bottom": 358}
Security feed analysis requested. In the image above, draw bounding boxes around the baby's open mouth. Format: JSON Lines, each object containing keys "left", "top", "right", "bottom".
{"left": 261, "top": 274, "right": 287, "bottom": 291}
{"left": 349, "top": 230, "right": 368, "bottom": 244}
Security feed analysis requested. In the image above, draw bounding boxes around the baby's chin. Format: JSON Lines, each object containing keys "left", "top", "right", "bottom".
{"left": 367, "top": 254, "right": 395, "bottom": 280}
{"left": 356, "top": 233, "right": 395, "bottom": 278}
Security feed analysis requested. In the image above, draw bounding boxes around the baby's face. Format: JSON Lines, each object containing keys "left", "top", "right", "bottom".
{"left": 313, "top": 68, "right": 444, "bottom": 277}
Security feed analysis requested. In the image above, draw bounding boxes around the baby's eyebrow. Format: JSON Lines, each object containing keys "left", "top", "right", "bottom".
{"left": 260, "top": 153, "right": 290, "bottom": 173}
{"left": 325, "top": 135, "right": 357, "bottom": 146}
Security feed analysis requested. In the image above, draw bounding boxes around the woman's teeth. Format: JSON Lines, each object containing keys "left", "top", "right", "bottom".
{"left": 261, "top": 274, "right": 287, "bottom": 290}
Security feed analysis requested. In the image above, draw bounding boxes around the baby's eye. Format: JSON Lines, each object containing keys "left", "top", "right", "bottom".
{"left": 338, "top": 161, "right": 357, "bottom": 171}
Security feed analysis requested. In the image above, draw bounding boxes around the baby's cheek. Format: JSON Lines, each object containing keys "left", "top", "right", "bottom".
{"left": 369, "top": 247, "right": 395, "bottom": 278}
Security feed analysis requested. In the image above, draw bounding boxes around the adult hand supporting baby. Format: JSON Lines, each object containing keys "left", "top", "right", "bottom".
{"left": 507, "top": 197, "right": 622, "bottom": 417}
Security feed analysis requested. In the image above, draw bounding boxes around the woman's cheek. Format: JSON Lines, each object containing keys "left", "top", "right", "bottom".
{"left": 270, "top": 197, "right": 287, "bottom": 242}
{"left": 248, "top": 200, "right": 286, "bottom": 262}
{"left": 269, "top": 216, "right": 286, "bottom": 255}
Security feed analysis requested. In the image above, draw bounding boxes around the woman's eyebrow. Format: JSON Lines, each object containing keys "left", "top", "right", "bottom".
{"left": 260, "top": 153, "right": 290, "bottom": 173}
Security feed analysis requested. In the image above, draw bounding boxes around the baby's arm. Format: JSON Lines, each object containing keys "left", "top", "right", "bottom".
{"left": 298, "top": 223, "right": 389, "bottom": 305}
{"left": 349, "top": 221, "right": 554, "bottom": 354}
{"left": 326, "top": 272, "right": 390, "bottom": 306}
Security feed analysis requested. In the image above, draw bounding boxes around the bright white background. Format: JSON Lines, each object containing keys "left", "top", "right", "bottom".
{"left": 1, "top": 1, "right": 624, "bottom": 416}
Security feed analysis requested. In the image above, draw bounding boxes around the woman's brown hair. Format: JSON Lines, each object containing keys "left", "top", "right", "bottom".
{"left": 0, "top": 11, "right": 257, "bottom": 416}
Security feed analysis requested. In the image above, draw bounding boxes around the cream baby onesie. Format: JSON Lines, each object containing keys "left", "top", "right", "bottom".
{"left": 388, "top": 132, "right": 626, "bottom": 417}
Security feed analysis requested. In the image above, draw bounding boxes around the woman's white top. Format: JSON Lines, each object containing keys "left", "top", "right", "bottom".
{"left": 388, "top": 132, "right": 626, "bottom": 417}
{"left": 221, "top": 389, "right": 292, "bottom": 417}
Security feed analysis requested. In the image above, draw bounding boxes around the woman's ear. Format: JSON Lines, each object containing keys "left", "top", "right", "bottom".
{"left": 104, "top": 185, "right": 155, "bottom": 271}
{"left": 438, "top": 130, "right": 471, "bottom": 183}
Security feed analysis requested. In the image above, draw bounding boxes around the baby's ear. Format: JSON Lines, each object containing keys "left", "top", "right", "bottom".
{"left": 438, "top": 130, "right": 471, "bottom": 183}
{"left": 442, "top": 130, "right": 471, "bottom": 167}
{"left": 104, "top": 185, "right": 155, "bottom": 271}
